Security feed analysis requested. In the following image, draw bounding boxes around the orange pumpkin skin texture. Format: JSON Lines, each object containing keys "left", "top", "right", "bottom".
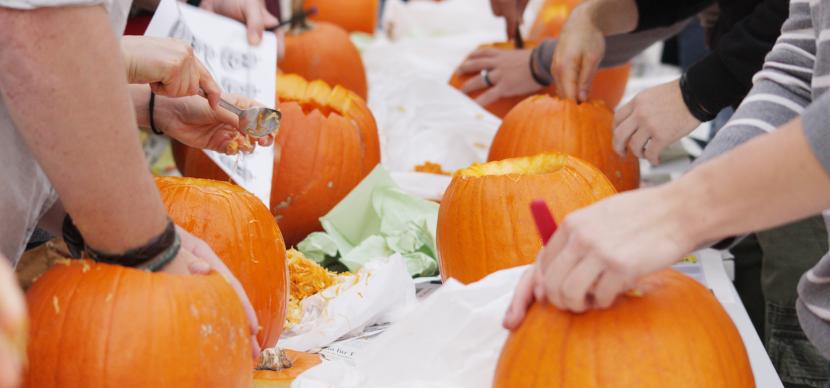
{"left": 24, "top": 260, "right": 252, "bottom": 388}
{"left": 305, "top": 0, "right": 379, "bottom": 35}
{"left": 156, "top": 177, "right": 288, "bottom": 349}
{"left": 281, "top": 21, "right": 368, "bottom": 100}
{"left": 494, "top": 269, "right": 756, "bottom": 388}
{"left": 449, "top": 41, "right": 630, "bottom": 117}
{"left": 436, "top": 153, "right": 616, "bottom": 284}
{"left": 253, "top": 351, "right": 322, "bottom": 388}
{"left": 175, "top": 75, "right": 380, "bottom": 246}
{"left": 488, "top": 96, "right": 640, "bottom": 192}
{"left": 528, "top": 0, "right": 582, "bottom": 40}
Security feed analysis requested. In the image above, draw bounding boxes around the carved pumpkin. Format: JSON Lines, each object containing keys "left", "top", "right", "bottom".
{"left": 253, "top": 350, "right": 321, "bottom": 388}
{"left": 175, "top": 74, "right": 380, "bottom": 246}
{"left": 494, "top": 269, "right": 755, "bottom": 388}
{"left": 156, "top": 176, "right": 288, "bottom": 349}
{"left": 487, "top": 96, "right": 640, "bottom": 192}
{"left": 280, "top": 0, "right": 368, "bottom": 99}
{"left": 25, "top": 259, "right": 252, "bottom": 387}
{"left": 437, "top": 153, "right": 616, "bottom": 284}
{"left": 305, "top": 0, "right": 379, "bottom": 35}
{"left": 449, "top": 41, "right": 630, "bottom": 117}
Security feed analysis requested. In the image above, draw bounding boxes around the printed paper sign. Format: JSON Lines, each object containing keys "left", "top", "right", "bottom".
{"left": 145, "top": 0, "right": 276, "bottom": 206}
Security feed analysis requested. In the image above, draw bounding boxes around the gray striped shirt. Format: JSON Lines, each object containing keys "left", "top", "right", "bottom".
{"left": 695, "top": 0, "right": 830, "bottom": 359}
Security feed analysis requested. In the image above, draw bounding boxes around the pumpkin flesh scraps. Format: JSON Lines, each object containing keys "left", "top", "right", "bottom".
{"left": 253, "top": 350, "right": 322, "bottom": 388}
{"left": 414, "top": 161, "right": 451, "bottom": 176}
{"left": 285, "top": 249, "right": 338, "bottom": 328}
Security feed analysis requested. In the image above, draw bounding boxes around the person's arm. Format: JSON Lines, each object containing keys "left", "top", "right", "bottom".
{"left": 0, "top": 5, "right": 260, "bottom": 356}
{"left": 0, "top": 5, "right": 167, "bottom": 254}
{"left": 551, "top": 0, "right": 639, "bottom": 100}
{"left": 683, "top": 0, "right": 790, "bottom": 121}
{"left": 505, "top": 116, "right": 830, "bottom": 324}
{"left": 632, "top": 0, "right": 713, "bottom": 31}
{"left": 695, "top": 0, "right": 814, "bottom": 165}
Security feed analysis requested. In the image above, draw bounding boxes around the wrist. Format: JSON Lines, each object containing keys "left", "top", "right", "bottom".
{"left": 131, "top": 84, "right": 152, "bottom": 130}
{"left": 662, "top": 168, "right": 720, "bottom": 247}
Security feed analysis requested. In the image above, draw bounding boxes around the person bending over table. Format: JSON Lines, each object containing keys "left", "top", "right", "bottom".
{"left": 504, "top": 0, "right": 830, "bottom": 374}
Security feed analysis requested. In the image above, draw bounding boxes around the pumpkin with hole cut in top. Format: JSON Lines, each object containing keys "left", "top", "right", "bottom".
{"left": 156, "top": 176, "right": 288, "bottom": 349}
{"left": 280, "top": 0, "right": 367, "bottom": 99}
{"left": 24, "top": 259, "right": 252, "bottom": 388}
{"left": 494, "top": 269, "right": 755, "bottom": 388}
{"left": 436, "top": 153, "right": 616, "bottom": 284}
{"left": 449, "top": 41, "right": 630, "bottom": 118}
{"left": 487, "top": 96, "right": 639, "bottom": 192}
{"left": 175, "top": 74, "right": 380, "bottom": 246}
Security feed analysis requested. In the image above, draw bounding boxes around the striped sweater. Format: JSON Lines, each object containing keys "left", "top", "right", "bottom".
{"left": 695, "top": 0, "right": 830, "bottom": 359}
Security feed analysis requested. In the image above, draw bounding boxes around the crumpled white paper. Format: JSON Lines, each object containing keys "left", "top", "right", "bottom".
{"left": 279, "top": 255, "right": 417, "bottom": 352}
{"left": 292, "top": 266, "right": 528, "bottom": 388}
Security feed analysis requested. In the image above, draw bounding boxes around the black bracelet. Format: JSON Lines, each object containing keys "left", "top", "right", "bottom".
{"left": 186, "top": 0, "right": 202, "bottom": 6}
{"left": 85, "top": 219, "right": 179, "bottom": 270}
{"left": 62, "top": 216, "right": 85, "bottom": 259}
{"left": 679, "top": 72, "right": 717, "bottom": 122}
{"left": 149, "top": 91, "right": 162, "bottom": 135}
{"left": 529, "top": 47, "right": 553, "bottom": 87}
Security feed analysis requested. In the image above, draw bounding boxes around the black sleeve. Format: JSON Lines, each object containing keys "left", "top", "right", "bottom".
{"left": 682, "top": 0, "right": 789, "bottom": 116}
{"left": 634, "top": 0, "right": 715, "bottom": 30}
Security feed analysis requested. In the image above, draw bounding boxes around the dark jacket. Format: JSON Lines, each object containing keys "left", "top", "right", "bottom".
{"left": 635, "top": 0, "right": 789, "bottom": 118}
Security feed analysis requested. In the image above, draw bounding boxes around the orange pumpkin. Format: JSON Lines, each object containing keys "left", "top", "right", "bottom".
{"left": 488, "top": 96, "right": 639, "bottom": 192}
{"left": 437, "top": 153, "right": 616, "bottom": 284}
{"left": 25, "top": 259, "right": 252, "bottom": 388}
{"left": 156, "top": 177, "right": 288, "bottom": 349}
{"left": 253, "top": 350, "right": 322, "bottom": 388}
{"left": 280, "top": 0, "right": 367, "bottom": 99}
{"left": 305, "top": 0, "right": 379, "bottom": 35}
{"left": 176, "top": 75, "right": 380, "bottom": 246}
{"left": 528, "top": 0, "right": 582, "bottom": 40}
{"left": 449, "top": 41, "right": 630, "bottom": 117}
{"left": 494, "top": 269, "right": 755, "bottom": 388}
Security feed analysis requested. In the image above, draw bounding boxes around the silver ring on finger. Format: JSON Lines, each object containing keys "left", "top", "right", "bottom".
{"left": 481, "top": 69, "right": 494, "bottom": 87}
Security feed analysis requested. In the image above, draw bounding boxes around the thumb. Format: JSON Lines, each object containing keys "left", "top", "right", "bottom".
{"left": 244, "top": 0, "right": 265, "bottom": 46}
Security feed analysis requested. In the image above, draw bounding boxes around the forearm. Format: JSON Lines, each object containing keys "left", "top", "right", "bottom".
{"left": 532, "top": 18, "right": 691, "bottom": 78}
{"left": 569, "top": 0, "right": 639, "bottom": 36}
{"left": 0, "top": 6, "right": 168, "bottom": 253}
{"left": 675, "top": 120, "right": 830, "bottom": 245}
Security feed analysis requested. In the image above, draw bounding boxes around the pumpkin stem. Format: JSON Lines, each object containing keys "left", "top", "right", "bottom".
{"left": 290, "top": 0, "right": 310, "bottom": 31}
{"left": 256, "top": 347, "right": 293, "bottom": 371}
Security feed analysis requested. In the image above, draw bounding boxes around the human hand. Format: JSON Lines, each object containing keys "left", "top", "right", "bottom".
{"left": 613, "top": 80, "right": 700, "bottom": 165}
{"left": 503, "top": 265, "right": 545, "bottom": 330}
{"left": 535, "top": 186, "right": 698, "bottom": 313}
{"left": 456, "top": 47, "right": 543, "bottom": 106}
{"left": 152, "top": 92, "right": 275, "bottom": 154}
{"left": 121, "top": 36, "right": 221, "bottom": 109}
{"left": 201, "top": 0, "right": 278, "bottom": 46}
{"left": 551, "top": 7, "right": 606, "bottom": 102}
{"left": 161, "top": 226, "right": 261, "bottom": 358}
{"left": 490, "top": 0, "right": 531, "bottom": 39}
{"left": 0, "top": 257, "right": 25, "bottom": 388}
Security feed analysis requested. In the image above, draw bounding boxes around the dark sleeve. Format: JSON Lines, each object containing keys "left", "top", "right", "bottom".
{"left": 682, "top": 0, "right": 789, "bottom": 117}
{"left": 634, "top": 0, "right": 715, "bottom": 30}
